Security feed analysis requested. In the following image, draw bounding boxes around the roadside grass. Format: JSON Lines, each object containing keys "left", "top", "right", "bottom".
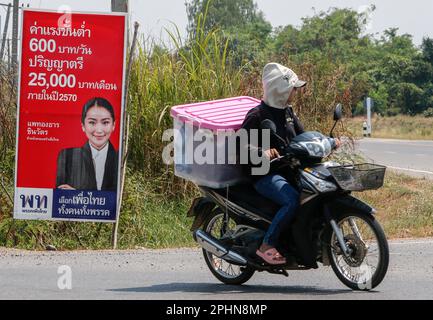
{"left": 346, "top": 115, "right": 433, "bottom": 140}
{"left": 118, "top": 170, "right": 196, "bottom": 249}
{"left": 355, "top": 171, "right": 433, "bottom": 238}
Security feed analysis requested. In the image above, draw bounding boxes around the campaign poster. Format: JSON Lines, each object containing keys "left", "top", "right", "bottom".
{"left": 14, "top": 9, "right": 127, "bottom": 222}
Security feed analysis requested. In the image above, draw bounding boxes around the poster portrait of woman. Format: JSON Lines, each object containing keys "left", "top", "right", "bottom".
{"left": 56, "top": 97, "right": 119, "bottom": 191}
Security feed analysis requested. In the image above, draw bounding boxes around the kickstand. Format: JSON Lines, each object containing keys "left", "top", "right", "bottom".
{"left": 281, "top": 269, "right": 289, "bottom": 277}
{"left": 268, "top": 268, "right": 289, "bottom": 277}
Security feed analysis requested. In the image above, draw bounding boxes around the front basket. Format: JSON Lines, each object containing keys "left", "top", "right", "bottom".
{"left": 327, "top": 163, "right": 386, "bottom": 191}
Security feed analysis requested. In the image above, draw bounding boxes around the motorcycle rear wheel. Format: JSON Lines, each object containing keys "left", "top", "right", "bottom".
{"left": 202, "top": 208, "right": 255, "bottom": 285}
{"left": 327, "top": 212, "right": 389, "bottom": 291}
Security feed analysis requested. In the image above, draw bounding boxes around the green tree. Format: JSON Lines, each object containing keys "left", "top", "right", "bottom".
{"left": 184, "top": 3, "right": 432, "bottom": 116}
{"left": 185, "top": 0, "right": 272, "bottom": 65}
{"left": 389, "top": 82, "right": 424, "bottom": 115}
{"left": 401, "top": 57, "right": 433, "bottom": 87}
{"left": 272, "top": 7, "right": 378, "bottom": 113}
{"left": 186, "top": 0, "right": 264, "bottom": 35}
{"left": 273, "top": 25, "right": 301, "bottom": 56}
{"left": 273, "top": 7, "right": 374, "bottom": 62}
{"left": 421, "top": 37, "right": 433, "bottom": 65}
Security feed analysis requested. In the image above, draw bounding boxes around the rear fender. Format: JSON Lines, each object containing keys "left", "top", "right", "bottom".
{"left": 188, "top": 197, "right": 216, "bottom": 232}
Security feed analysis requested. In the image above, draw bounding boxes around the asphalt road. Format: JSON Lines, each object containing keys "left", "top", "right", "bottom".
{"left": 356, "top": 138, "right": 433, "bottom": 179}
{"left": 1, "top": 238, "right": 433, "bottom": 300}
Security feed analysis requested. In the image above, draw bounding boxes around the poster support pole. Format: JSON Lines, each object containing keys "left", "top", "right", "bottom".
{"left": 111, "top": 21, "right": 140, "bottom": 249}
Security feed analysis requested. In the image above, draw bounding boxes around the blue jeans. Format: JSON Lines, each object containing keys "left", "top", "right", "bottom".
{"left": 254, "top": 174, "right": 300, "bottom": 247}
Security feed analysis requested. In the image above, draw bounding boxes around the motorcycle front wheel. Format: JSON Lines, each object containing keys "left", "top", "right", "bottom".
{"left": 202, "top": 208, "right": 255, "bottom": 285}
{"left": 327, "top": 212, "right": 389, "bottom": 291}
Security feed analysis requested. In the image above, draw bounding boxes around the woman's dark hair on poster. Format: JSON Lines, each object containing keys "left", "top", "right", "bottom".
{"left": 81, "top": 97, "right": 115, "bottom": 124}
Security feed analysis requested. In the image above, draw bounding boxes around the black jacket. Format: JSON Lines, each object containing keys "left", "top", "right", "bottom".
{"left": 240, "top": 101, "right": 305, "bottom": 181}
{"left": 56, "top": 141, "right": 119, "bottom": 191}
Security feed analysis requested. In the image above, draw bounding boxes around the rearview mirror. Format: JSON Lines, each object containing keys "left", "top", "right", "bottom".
{"left": 330, "top": 104, "right": 343, "bottom": 138}
{"left": 334, "top": 104, "right": 343, "bottom": 121}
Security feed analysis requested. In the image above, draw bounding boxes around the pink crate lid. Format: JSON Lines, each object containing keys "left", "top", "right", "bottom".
{"left": 170, "top": 96, "right": 260, "bottom": 130}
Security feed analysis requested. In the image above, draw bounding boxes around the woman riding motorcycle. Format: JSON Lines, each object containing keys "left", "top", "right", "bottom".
{"left": 241, "top": 63, "right": 341, "bottom": 265}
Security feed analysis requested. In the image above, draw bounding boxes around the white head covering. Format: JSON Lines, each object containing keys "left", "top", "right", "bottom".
{"left": 262, "top": 63, "right": 307, "bottom": 109}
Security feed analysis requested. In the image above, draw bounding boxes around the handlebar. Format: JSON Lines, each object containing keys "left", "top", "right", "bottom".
{"left": 270, "top": 155, "right": 285, "bottom": 164}
{"left": 269, "top": 152, "right": 296, "bottom": 164}
{"left": 266, "top": 135, "right": 346, "bottom": 165}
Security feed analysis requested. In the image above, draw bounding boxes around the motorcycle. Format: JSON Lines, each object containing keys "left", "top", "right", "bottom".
{"left": 187, "top": 105, "right": 389, "bottom": 291}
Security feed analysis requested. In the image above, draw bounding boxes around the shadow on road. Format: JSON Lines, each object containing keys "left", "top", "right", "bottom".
{"left": 110, "top": 282, "right": 352, "bottom": 297}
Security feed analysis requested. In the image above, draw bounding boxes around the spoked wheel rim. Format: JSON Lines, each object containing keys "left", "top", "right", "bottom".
{"left": 330, "top": 216, "right": 382, "bottom": 289}
{"left": 204, "top": 213, "right": 244, "bottom": 280}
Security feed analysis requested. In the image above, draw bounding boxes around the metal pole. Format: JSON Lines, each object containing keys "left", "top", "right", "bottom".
{"left": 111, "top": 0, "right": 129, "bottom": 46}
{"left": 7, "top": 38, "right": 11, "bottom": 73}
{"left": 111, "top": 0, "right": 130, "bottom": 249}
{"left": 0, "top": 4, "right": 12, "bottom": 63}
{"left": 12, "top": 0, "right": 18, "bottom": 73}
{"left": 111, "top": 0, "right": 128, "bottom": 13}
{"left": 366, "top": 97, "right": 372, "bottom": 137}
{"left": 111, "top": 21, "right": 139, "bottom": 249}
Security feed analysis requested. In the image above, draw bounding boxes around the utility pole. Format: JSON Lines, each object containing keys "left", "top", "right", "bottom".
{"left": 12, "top": 0, "right": 19, "bottom": 73}
{"left": 111, "top": 0, "right": 129, "bottom": 47}
{"left": 111, "top": 0, "right": 128, "bottom": 13}
{"left": 0, "top": 4, "right": 12, "bottom": 63}
{"left": 111, "top": 0, "right": 133, "bottom": 249}
{"left": 7, "top": 39, "right": 11, "bottom": 73}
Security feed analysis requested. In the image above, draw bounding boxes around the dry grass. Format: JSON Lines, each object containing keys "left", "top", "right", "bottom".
{"left": 355, "top": 171, "right": 433, "bottom": 239}
{"left": 347, "top": 115, "right": 433, "bottom": 140}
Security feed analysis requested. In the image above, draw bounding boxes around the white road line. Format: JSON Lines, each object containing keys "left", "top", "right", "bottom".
{"left": 388, "top": 237, "right": 433, "bottom": 246}
{"left": 387, "top": 166, "right": 433, "bottom": 176}
{"left": 359, "top": 138, "right": 433, "bottom": 147}
{"left": 390, "top": 240, "right": 433, "bottom": 245}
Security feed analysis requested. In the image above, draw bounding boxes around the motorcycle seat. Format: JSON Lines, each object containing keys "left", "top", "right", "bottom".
{"left": 211, "top": 183, "right": 280, "bottom": 221}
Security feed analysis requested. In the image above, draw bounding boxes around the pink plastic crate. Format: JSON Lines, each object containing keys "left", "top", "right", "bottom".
{"left": 170, "top": 96, "right": 260, "bottom": 130}
{"left": 170, "top": 96, "right": 260, "bottom": 188}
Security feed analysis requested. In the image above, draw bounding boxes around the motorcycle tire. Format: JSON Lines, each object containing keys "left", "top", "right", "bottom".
{"left": 202, "top": 208, "right": 255, "bottom": 285}
{"left": 327, "top": 212, "right": 389, "bottom": 291}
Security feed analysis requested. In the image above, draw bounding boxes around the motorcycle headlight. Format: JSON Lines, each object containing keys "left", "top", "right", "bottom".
{"left": 301, "top": 139, "right": 332, "bottom": 158}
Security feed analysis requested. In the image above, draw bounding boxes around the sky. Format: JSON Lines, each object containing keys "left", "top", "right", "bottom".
{"left": 0, "top": 0, "right": 432, "bottom": 46}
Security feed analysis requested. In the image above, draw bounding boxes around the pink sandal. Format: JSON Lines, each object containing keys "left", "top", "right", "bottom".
{"left": 256, "top": 248, "right": 287, "bottom": 265}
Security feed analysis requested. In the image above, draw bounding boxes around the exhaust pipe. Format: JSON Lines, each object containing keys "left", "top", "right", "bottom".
{"left": 194, "top": 230, "right": 248, "bottom": 266}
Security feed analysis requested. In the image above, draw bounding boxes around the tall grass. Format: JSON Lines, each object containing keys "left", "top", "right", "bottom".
{"left": 291, "top": 60, "right": 354, "bottom": 136}
{"left": 0, "top": 67, "right": 16, "bottom": 173}
{"left": 127, "top": 13, "right": 244, "bottom": 197}
{"left": 0, "top": 67, "right": 17, "bottom": 234}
